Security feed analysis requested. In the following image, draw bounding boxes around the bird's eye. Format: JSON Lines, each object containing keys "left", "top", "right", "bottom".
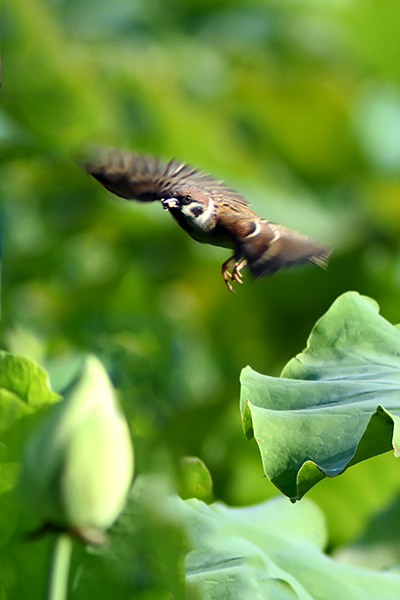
{"left": 180, "top": 194, "right": 192, "bottom": 205}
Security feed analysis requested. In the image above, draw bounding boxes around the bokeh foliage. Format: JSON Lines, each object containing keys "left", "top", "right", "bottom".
{"left": 3, "top": 0, "right": 400, "bottom": 553}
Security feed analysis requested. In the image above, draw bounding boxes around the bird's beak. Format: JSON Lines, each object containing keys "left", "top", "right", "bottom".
{"left": 162, "top": 198, "right": 179, "bottom": 210}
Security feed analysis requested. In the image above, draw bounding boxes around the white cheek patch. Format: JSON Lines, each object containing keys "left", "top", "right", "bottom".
{"left": 193, "top": 197, "right": 215, "bottom": 229}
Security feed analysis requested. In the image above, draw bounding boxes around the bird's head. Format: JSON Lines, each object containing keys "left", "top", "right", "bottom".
{"left": 161, "top": 188, "right": 216, "bottom": 232}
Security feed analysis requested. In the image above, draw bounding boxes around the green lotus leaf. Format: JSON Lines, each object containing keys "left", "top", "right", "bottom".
{"left": 240, "top": 292, "right": 400, "bottom": 501}
{"left": 183, "top": 495, "right": 400, "bottom": 600}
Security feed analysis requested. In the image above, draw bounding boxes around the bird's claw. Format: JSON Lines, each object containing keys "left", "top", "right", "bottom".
{"left": 221, "top": 257, "right": 247, "bottom": 293}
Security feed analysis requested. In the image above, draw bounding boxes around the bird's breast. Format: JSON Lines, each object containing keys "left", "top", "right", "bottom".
{"left": 168, "top": 208, "right": 234, "bottom": 249}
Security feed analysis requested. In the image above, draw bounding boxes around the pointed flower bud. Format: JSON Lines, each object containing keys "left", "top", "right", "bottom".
{"left": 20, "top": 356, "right": 134, "bottom": 542}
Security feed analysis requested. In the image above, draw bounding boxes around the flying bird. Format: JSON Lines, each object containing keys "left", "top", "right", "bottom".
{"left": 84, "top": 148, "right": 329, "bottom": 292}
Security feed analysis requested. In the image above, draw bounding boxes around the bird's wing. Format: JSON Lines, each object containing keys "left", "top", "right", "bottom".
{"left": 217, "top": 209, "right": 329, "bottom": 277}
{"left": 84, "top": 147, "right": 249, "bottom": 207}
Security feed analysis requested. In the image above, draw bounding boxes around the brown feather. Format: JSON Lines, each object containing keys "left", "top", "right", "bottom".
{"left": 237, "top": 221, "right": 329, "bottom": 278}
{"left": 84, "top": 147, "right": 249, "bottom": 207}
{"left": 214, "top": 203, "right": 262, "bottom": 240}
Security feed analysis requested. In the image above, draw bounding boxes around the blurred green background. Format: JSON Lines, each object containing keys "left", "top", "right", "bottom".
{"left": 4, "top": 0, "right": 400, "bottom": 549}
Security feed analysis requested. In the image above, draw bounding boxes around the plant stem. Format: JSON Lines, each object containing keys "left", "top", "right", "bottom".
{"left": 47, "top": 533, "right": 73, "bottom": 600}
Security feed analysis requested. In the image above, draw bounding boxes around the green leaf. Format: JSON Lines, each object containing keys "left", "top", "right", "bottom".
{"left": 240, "top": 292, "right": 400, "bottom": 501}
{"left": 0, "top": 352, "right": 60, "bottom": 497}
{"left": 185, "top": 497, "right": 323, "bottom": 600}
{"left": 0, "top": 351, "right": 59, "bottom": 406}
{"left": 177, "top": 457, "right": 214, "bottom": 502}
{"left": 184, "top": 495, "right": 400, "bottom": 600}
{"left": 0, "top": 352, "right": 60, "bottom": 573}
{"left": 0, "top": 352, "right": 60, "bottom": 483}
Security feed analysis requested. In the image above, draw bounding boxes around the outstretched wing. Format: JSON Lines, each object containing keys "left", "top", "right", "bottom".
{"left": 84, "top": 147, "right": 249, "bottom": 208}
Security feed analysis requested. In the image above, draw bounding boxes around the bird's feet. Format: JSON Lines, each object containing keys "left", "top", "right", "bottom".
{"left": 221, "top": 256, "right": 247, "bottom": 293}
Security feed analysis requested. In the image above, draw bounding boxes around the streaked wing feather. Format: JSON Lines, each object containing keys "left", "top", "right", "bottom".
{"left": 214, "top": 203, "right": 263, "bottom": 239}
{"left": 84, "top": 147, "right": 249, "bottom": 207}
{"left": 239, "top": 221, "right": 330, "bottom": 278}
{"left": 242, "top": 219, "right": 329, "bottom": 277}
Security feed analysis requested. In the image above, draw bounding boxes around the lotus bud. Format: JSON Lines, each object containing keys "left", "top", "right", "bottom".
{"left": 20, "top": 356, "right": 134, "bottom": 543}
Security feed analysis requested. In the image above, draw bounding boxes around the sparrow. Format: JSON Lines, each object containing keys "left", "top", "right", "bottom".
{"left": 84, "top": 147, "right": 329, "bottom": 292}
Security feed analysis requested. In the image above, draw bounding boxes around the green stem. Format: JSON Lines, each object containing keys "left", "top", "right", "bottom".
{"left": 47, "top": 533, "right": 73, "bottom": 600}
